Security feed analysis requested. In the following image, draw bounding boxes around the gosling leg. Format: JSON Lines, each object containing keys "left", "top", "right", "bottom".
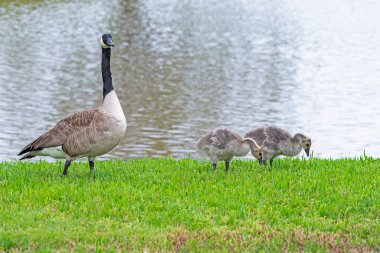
{"left": 225, "top": 161, "right": 230, "bottom": 172}
{"left": 269, "top": 159, "right": 274, "bottom": 167}
{"left": 212, "top": 162, "right": 217, "bottom": 172}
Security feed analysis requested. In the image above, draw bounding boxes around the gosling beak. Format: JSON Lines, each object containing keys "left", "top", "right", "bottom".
{"left": 106, "top": 38, "right": 114, "bottom": 47}
{"left": 304, "top": 148, "right": 310, "bottom": 157}
{"left": 259, "top": 159, "right": 267, "bottom": 165}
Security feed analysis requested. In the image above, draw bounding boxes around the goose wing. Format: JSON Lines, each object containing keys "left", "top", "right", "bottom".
{"left": 210, "top": 128, "right": 238, "bottom": 148}
{"left": 18, "top": 109, "right": 104, "bottom": 156}
{"left": 244, "top": 127, "right": 266, "bottom": 145}
{"left": 245, "top": 126, "right": 291, "bottom": 151}
{"left": 264, "top": 126, "right": 292, "bottom": 143}
{"left": 261, "top": 126, "right": 294, "bottom": 157}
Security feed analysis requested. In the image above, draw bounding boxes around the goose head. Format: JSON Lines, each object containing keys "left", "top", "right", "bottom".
{"left": 294, "top": 133, "right": 312, "bottom": 156}
{"left": 100, "top": 34, "right": 115, "bottom": 48}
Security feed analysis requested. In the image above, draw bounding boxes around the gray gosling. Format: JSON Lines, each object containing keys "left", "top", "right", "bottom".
{"left": 196, "top": 128, "right": 263, "bottom": 172}
{"left": 244, "top": 125, "right": 311, "bottom": 166}
{"left": 18, "top": 34, "right": 127, "bottom": 176}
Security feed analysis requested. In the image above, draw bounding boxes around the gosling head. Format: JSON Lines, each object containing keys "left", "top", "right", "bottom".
{"left": 294, "top": 133, "right": 312, "bottom": 157}
{"left": 245, "top": 138, "right": 263, "bottom": 162}
{"left": 100, "top": 34, "right": 115, "bottom": 48}
{"left": 253, "top": 147, "right": 263, "bottom": 163}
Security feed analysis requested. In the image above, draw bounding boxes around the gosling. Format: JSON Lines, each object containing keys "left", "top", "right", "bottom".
{"left": 196, "top": 128, "right": 263, "bottom": 172}
{"left": 244, "top": 125, "right": 311, "bottom": 166}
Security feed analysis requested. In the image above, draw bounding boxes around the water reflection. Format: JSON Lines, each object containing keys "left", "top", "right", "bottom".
{"left": 0, "top": 0, "right": 379, "bottom": 160}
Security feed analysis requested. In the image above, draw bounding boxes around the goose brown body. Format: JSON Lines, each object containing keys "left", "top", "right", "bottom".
{"left": 197, "top": 128, "right": 262, "bottom": 172}
{"left": 244, "top": 126, "right": 311, "bottom": 165}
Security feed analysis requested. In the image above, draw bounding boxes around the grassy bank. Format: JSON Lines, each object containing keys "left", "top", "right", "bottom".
{"left": 0, "top": 158, "right": 379, "bottom": 252}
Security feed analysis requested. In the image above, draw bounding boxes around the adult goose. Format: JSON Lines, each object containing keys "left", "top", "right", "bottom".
{"left": 18, "top": 34, "right": 127, "bottom": 176}
{"left": 196, "top": 128, "right": 263, "bottom": 172}
{"left": 244, "top": 126, "right": 311, "bottom": 166}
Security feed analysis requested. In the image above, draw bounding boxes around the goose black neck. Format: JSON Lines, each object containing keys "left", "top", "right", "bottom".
{"left": 102, "top": 47, "right": 114, "bottom": 99}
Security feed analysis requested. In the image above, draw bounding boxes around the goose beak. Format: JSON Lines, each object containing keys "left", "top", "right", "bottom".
{"left": 304, "top": 148, "right": 310, "bottom": 157}
{"left": 106, "top": 38, "right": 114, "bottom": 47}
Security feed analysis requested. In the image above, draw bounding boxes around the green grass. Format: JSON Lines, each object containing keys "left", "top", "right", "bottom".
{"left": 1, "top": 158, "right": 379, "bottom": 252}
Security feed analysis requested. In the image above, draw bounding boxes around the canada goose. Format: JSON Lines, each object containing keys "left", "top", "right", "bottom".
{"left": 18, "top": 34, "right": 127, "bottom": 176}
{"left": 244, "top": 126, "right": 311, "bottom": 166}
{"left": 196, "top": 128, "right": 263, "bottom": 172}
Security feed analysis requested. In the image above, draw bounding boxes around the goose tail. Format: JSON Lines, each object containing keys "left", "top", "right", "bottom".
{"left": 18, "top": 130, "right": 59, "bottom": 157}
{"left": 18, "top": 143, "right": 42, "bottom": 157}
{"left": 19, "top": 146, "right": 66, "bottom": 160}
{"left": 19, "top": 152, "right": 36, "bottom": 160}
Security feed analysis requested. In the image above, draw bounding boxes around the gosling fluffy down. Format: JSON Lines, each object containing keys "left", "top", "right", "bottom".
{"left": 244, "top": 125, "right": 311, "bottom": 166}
{"left": 197, "top": 128, "right": 263, "bottom": 172}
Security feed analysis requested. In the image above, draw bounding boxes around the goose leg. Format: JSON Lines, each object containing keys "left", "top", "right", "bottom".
{"left": 62, "top": 160, "right": 71, "bottom": 176}
{"left": 225, "top": 161, "right": 230, "bottom": 172}
{"left": 89, "top": 161, "right": 94, "bottom": 172}
{"left": 88, "top": 157, "right": 95, "bottom": 172}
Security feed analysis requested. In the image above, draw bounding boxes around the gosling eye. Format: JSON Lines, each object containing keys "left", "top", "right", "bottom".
{"left": 306, "top": 143, "right": 310, "bottom": 147}
{"left": 259, "top": 152, "right": 262, "bottom": 156}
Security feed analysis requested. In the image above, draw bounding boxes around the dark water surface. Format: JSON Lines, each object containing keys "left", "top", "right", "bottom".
{"left": 1, "top": 0, "right": 379, "bottom": 160}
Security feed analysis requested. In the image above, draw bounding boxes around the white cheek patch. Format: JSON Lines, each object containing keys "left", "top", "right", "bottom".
{"left": 100, "top": 37, "right": 109, "bottom": 48}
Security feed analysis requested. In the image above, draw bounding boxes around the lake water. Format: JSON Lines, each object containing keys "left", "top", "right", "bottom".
{"left": 0, "top": 0, "right": 379, "bottom": 160}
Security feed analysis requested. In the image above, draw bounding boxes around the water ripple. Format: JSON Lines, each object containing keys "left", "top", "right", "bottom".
{"left": 0, "top": 0, "right": 380, "bottom": 160}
